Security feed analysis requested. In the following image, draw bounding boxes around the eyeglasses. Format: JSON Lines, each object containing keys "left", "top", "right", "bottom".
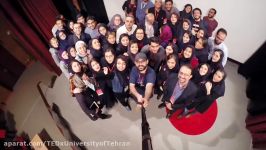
{"left": 178, "top": 71, "right": 190, "bottom": 77}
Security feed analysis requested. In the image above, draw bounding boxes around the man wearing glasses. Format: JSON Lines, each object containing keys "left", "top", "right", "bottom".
{"left": 208, "top": 28, "right": 228, "bottom": 66}
{"left": 129, "top": 52, "right": 156, "bottom": 108}
{"left": 159, "top": 64, "right": 198, "bottom": 118}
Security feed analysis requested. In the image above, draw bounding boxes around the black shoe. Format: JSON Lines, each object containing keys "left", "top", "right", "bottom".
{"left": 98, "top": 113, "right": 112, "bottom": 119}
{"left": 157, "top": 93, "right": 162, "bottom": 100}
{"left": 125, "top": 104, "right": 132, "bottom": 111}
{"left": 158, "top": 103, "right": 165, "bottom": 109}
{"left": 166, "top": 113, "right": 172, "bottom": 119}
{"left": 89, "top": 114, "right": 98, "bottom": 121}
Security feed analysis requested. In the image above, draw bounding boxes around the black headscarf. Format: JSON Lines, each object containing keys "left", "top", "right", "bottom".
{"left": 192, "top": 63, "right": 211, "bottom": 85}
{"left": 114, "top": 55, "right": 129, "bottom": 87}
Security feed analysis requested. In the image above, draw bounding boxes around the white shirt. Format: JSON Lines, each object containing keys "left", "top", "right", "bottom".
{"left": 116, "top": 24, "right": 137, "bottom": 43}
{"left": 208, "top": 37, "right": 228, "bottom": 67}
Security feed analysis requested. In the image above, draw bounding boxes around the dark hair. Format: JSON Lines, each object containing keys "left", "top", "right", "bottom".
{"left": 217, "top": 28, "right": 227, "bottom": 36}
{"left": 70, "top": 60, "right": 82, "bottom": 73}
{"left": 193, "top": 8, "right": 202, "bottom": 15}
{"left": 56, "top": 14, "right": 64, "bottom": 20}
{"left": 215, "top": 68, "right": 227, "bottom": 81}
{"left": 76, "top": 13, "right": 84, "bottom": 19}
{"left": 198, "top": 63, "right": 211, "bottom": 73}
{"left": 183, "top": 45, "right": 195, "bottom": 58}
{"left": 104, "top": 47, "right": 115, "bottom": 56}
{"left": 149, "top": 36, "right": 160, "bottom": 45}
{"left": 167, "top": 53, "right": 178, "bottom": 63}
{"left": 165, "top": 0, "right": 173, "bottom": 4}
{"left": 170, "top": 12, "right": 180, "bottom": 19}
{"left": 213, "top": 49, "right": 224, "bottom": 63}
{"left": 106, "top": 31, "right": 116, "bottom": 38}
{"left": 210, "top": 8, "right": 217, "bottom": 15}
{"left": 97, "top": 23, "right": 108, "bottom": 30}
{"left": 88, "top": 58, "right": 100, "bottom": 71}
{"left": 197, "top": 37, "right": 208, "bottom": 48}
{"left": 183, "top": 4, "right": 192, "bottom": 12}
{"left": 183, "top": 30, "right": 192, "bottom": 39}
{"left": 119, "top": 33, "right": 130, "bottom": 44}
{"left": 116, "top": 55, "right": 127, "bottom": 67}
{"left": 179, "top": 64, "right": 193, "bottom": 74}
{"left": 197, "top": 27, "right": 206, "bottom": 37}
{"left": 88, "top": 38, "right": 100, "bottom": 49}
{"left": 86, "top": 15, "right": 96, "bottom": 21}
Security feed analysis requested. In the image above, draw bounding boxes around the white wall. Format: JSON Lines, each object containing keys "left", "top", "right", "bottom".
{"left": 103, "top": 0, "right": 266, "bottom": 63}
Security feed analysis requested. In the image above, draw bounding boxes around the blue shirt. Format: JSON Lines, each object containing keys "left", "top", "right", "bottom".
{"left": 130, "top": 66, "right": 156, "bottom": 95}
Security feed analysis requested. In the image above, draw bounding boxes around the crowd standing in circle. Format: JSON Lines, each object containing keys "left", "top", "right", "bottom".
{"left": 49, "top": 0, "right": 227, "bottom": 121}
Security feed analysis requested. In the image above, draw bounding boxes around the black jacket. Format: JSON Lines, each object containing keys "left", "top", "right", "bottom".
{"left": 162, "top": 73, "right": 198, "bottom": 111}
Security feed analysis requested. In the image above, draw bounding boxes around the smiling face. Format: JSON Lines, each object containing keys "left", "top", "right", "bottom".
{"left": 185, "top": 5, "right": 192, "bottom": 13}
{"left": 114, "top": 16, "right": 122, "bottom": 26}
{"left": 73, "top": 23, "right": 82, "bottom": 35}
{"left": 104, "top": 51, "right": 115, "bottom": 64}
{"left": 120, "top": 36, "right": 129, "bottom": 46}
{"left": 182, "top": 21, "right": 190, "bottom": 31}
{"left": 183, "top": 47, "right": 192, "bottom": 58}
{"left": 167, "top": 58, "right": 176, "bottom": 69}
{"left": 107, "top": 34, "right": 116, "bottom": 44}
{"left": 99, "top": 26, "right": 107, "bottom": 36}
{"left": 116, "top": 58, "right": 126, "bottom": 71}
{"left": 196, "top": 29, "right": 205, "bottom": 39}
{"left": 212, "top": 51, "right": 221, "bottom": 63}
{"left": 170, "top": 13, "right": 178, "bottom": 24}
{"left": 90, "top": 60, "right": 101, "bottom": 72}
{"left": 69, "top": 47, "right": 77, "bottom": 57}
{"left": 193, "top": 9, "right": 201, "bottom": 20}
{"left": 50, "top": 38, "right": 59, "bottom": 48}
{"left": 199, "top": 64, "right": 209, "bottom": 76}
{"left": 165, "top": 1, "right": 173, "bottom": 11}
{"left": 165, "top": 45, "right": 174, "bottom": 56}
{"left": 71, "top": 61, "right": 81, "bottom": 73}
{"left": 61, "top": 51, "right": 69, "bottom": 59}
{"left": 183, "top": 33, "right": 190, "bottom": 43}
{"left": 178, "top": 65, "right": 192, "bottom": 86}
{"left": 212, "top": 70, "right": 224, "bottom": 83}
{"left": 135, "top": 29, "right": 145, "bottom": 40}
{"left": 92, "top": 39, "right": 101, "bottom": 50}
{"left": 135, "top": 59, "right": 148, "bottom": 71}
{"left": 58, "top": 31, "right": 66, "bottom": 40}
{"left": 130, "top": 43, "right": 139, "bottom": 54}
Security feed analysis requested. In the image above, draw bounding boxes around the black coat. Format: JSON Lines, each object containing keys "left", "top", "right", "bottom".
{"left": 194, "top": 80, "right": 225, "bottom": 113}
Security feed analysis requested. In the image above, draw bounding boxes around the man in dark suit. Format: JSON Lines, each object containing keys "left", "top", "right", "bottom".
{"left": 159, "top": 64, "right": 198, "bottom": 118}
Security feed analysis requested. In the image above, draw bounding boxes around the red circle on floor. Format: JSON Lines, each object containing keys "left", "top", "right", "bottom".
{"left": 168, "top": 101, "right": 218, "bottom": 135}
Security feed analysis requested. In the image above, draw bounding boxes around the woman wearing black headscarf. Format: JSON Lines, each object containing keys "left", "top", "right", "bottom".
{"left": 88, "top": 38, "right": 103, "bottom": 62}
{"left": 131, "top": 27, "right": 149, "bottom": 50}
{"left": 112, "top": 55, "right": 131, "bottom": 111}
{"left": 156, "top": 54, "right": 179, "bottom": 102}
{"left": 191, "top": 63, "right": 211, "bottom": 86}
{"left": 69, "top": 60, "right": 111, "bottom": 121}
{"left": 185, "top": 68, "right": 226, "bottom": 117}
{"left": 88, "top": 59, "right": 116, "bottom": 109}
{"left": 179, "top": 45, "right": 199, "bottom": 69}
{"left": 56, "top": 30, "right": 70, "bottom": 51}
{"left": 179, "top": 4, "right": 193, "bottom": 21}
{"left": 208, "top": 49, "right": 224, "bottom": 74}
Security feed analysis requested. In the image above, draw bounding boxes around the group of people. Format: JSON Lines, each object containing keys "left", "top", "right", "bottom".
{"left": 48, "top": 0, "right": 228, "bottom": 121}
